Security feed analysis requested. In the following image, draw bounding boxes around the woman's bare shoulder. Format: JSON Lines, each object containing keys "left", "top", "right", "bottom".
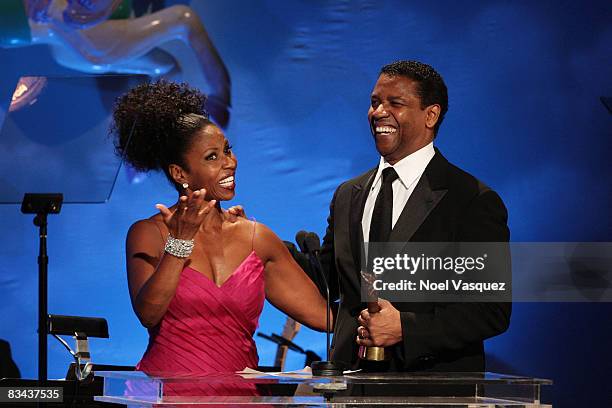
{"left": 126, "top": 215, "right": 167, "bottom": 253}
{"left": 222, "top": 216, "right": 256, "bottom": 238}
{"left": 248, "top": 221, "right": 288, "bottom": 261}
{"left": 128, "top": 214, "right": 165, "bottom": 233}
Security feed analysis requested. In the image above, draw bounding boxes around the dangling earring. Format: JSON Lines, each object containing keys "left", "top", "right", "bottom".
{"left": 182, "top": 182, "right": 189, "bottom": 190}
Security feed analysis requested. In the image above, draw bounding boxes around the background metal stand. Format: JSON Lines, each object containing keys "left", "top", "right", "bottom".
{"left": 21, "top": 193, "right": 63, "bottom": 382}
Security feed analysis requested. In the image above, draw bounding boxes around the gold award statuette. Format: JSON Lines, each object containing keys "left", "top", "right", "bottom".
{"left": 358, "top": 271, "right": 391, "bottom": 361}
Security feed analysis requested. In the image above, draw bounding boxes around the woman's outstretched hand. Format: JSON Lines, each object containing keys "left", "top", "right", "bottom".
{"left": 155, "top": 189, "right": 217, "bottom": 240}
{"left": 224, "top": 205, "right": 246, "bottom": 222}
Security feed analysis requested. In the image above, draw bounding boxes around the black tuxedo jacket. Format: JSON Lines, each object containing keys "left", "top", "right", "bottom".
{"left": 319, "top": 149, "right": 511, "bottom": 372}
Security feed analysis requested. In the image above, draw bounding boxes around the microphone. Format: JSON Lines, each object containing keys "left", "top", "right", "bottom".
{"left": 295, "top": 230, "right": 309, "bottom": 253}
{"left": 295, "top": 231, "right": 342, "bottom": 376}
{"left": 304, "top": 232, "right": 321, "bottom": 253}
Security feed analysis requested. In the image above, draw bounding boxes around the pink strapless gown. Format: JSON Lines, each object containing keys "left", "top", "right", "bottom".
{"left": 136, "top": 251, "right": 265, "bottom": 397}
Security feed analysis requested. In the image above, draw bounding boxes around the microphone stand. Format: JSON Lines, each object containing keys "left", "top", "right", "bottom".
{"left": 299, "top": 232, "right": 342, "bottom": 377}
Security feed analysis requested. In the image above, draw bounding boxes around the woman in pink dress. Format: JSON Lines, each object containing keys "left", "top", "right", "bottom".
{"left": 111, "top": 81, "right": 328, "bottom": 397}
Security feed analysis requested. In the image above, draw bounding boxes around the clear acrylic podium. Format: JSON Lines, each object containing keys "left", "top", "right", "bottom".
{"left": 94, "top": 370, "right": 552, "bottom": 407}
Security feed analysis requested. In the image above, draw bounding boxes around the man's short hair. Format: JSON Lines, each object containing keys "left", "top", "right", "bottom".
{"left": 380, "top": 60, "right": 448, "bottom": 135}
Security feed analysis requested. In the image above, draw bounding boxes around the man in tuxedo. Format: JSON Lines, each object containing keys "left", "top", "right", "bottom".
{"left": 319, "top": 60, "right": 511, "bottom": 372}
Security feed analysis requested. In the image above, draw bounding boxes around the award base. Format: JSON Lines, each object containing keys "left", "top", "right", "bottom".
{"left": 358, "top": 345, "right": 391, "bottom": 361}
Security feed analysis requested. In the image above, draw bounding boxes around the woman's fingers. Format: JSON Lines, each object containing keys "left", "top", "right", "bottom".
{"left": 192, "top": 190, "right": 214, "bottom": 219}
{"left": 227, "top": 205, "right": 246, "bottom": 218}
{"left": 192, "top": 188, "right": 204, "bottom": 201}
{"left": 178, "top": 194, "right": 188, "bottom": 211}
{"left": 223, "top": 205, "right": 244, "bottom": 223}
{"left": 182, "top": 189, "right": 217, "bottom": 224}
{"left": 155, "top": 204, "right": 174, "bottom": 224}
{"left": 185, "top": 189, "right": 205, "bottom": 209}
{"left": 199, "top": 199, "right": 217, "bottom": 218}
{"left": 198, "top": 199, "right": 216, "bottom": 216}
{"left": 159, "top": 189, "right": 222, "bottom": 237}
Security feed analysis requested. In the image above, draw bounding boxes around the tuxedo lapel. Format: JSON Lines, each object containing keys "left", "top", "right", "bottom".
{"left": 349, "top": 169, "right": 376, "bottom": 273}
{"left": 389, "top": 150, "right": 448, "bottom": 243}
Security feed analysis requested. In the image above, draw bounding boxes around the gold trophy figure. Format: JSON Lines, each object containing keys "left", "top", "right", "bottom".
{"left": 358, "top": 271, "right": 391, "bottom": 361}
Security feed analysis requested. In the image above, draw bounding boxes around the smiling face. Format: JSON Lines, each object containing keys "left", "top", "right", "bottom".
{"left": 172, "top": 124, "right": 237, "bottom": 201}
{"left": 368, "top": 74, "right": 440, "bottom": 164}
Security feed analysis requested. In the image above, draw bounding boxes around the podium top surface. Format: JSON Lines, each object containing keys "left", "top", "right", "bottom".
{"left": 95, "top": 370, "right": 553, "bottom": 407}
{"left": 95, "top": 370, "right": 553, "bottom": 386}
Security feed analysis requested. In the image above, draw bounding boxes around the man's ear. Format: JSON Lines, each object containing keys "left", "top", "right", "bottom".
{"left": 425, "top": 104, "right": 441, "bottom": 130}
{"left": 168, "top": 163, "right": 188, "bottom": 186}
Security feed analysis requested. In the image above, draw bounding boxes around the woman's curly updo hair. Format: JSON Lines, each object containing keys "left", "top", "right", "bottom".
{"left": 111, "top": 80, "right": 213, "bottom": 189}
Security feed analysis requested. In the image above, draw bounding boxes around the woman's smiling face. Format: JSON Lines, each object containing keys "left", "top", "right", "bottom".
{"left": 181, "top": 124, "right": 237, "bottom": 201}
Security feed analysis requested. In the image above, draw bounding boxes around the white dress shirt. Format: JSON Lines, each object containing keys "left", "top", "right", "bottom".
{"left": 362, "top": 142, "right": 435, "bottom": 241}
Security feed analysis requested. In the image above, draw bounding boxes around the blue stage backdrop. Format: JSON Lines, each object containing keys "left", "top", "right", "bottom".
{"left": 0, "top": 1, "right": 610, "bottom": 406}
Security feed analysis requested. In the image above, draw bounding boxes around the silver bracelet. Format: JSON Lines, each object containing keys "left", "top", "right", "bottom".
{"left": 164, "top": 235, "right": 195, "bottom": 258}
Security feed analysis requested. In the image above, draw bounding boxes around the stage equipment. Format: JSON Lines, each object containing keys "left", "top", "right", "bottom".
{"left": 94, "top": 370, "right": 553, "bottom": 406}
{"left": 295, "top": 231, "right": 342, "bottom": 376}
{"left": 256, "top": 316, "right": 302, "bottom": 371}
{"left": 256, "top": 331, "right": 321, "bottom": 368}
{"left": 0, "top": 75, "right": 148, "bottom": 381}
{"left": 273, "top": 317, "right": 301, "bottom": 370}
{"left": 48, "top": 314, "right": 109, "bottom": 381}
{"left": 20, "top": 193, "right": 63, "bottom": 381}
